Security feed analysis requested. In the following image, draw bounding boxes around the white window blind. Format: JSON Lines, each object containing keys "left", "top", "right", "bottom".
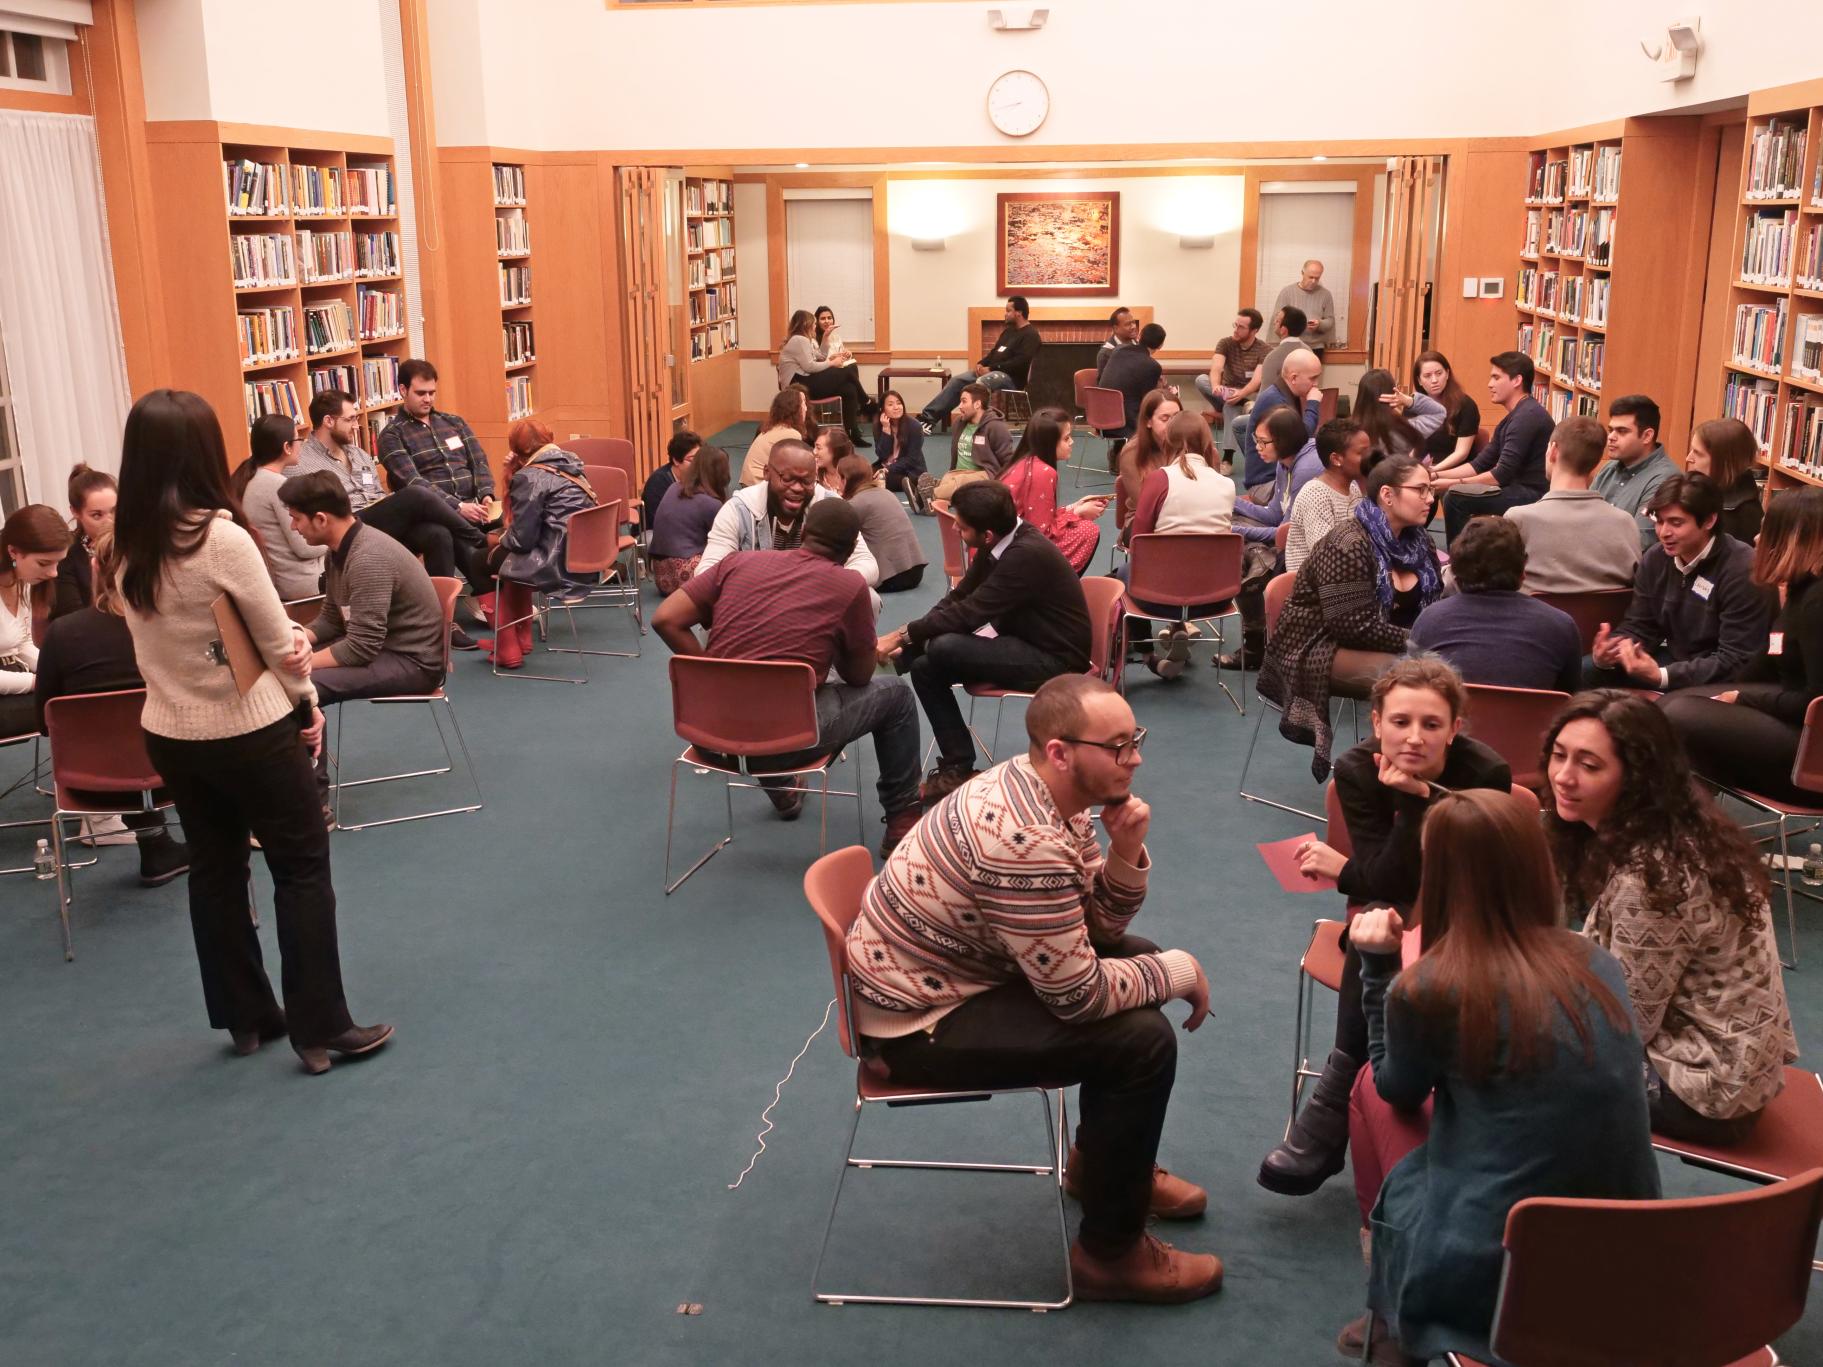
{"left": 784, "top": 193, "right": 874, "bottom": 346}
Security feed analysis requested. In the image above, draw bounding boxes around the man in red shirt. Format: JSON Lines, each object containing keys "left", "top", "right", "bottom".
{"left": 652, "top": 500, "right": 923, "bottom": 854}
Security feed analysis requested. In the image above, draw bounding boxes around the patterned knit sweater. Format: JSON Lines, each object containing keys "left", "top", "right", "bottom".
{"left": 1581, "top": 861, "right": 1798, "bottom": 1120}
{"left": 847, "top": 755, "right": 1199, "bottom": 1039}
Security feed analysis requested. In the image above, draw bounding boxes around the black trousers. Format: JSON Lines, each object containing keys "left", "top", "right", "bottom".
{"left": 872, "top": 935, "right": 1177, "bottom": 1259}
{"left": 144, "top": 717, "right": 355, "bottom": 1048}
{"left": 1661, "top": 686, "right": 1807, "bottom": 803}
{"left": 0, "top": 691, "right": 34, "bottom": 739}
{"left": 878, "top": 564, "right": 925, "bottom": 594}
{"left": 792, "top": 368, "right": 873, "bottom": 432}
{"left": 359, "top": 484, "right": 492, "bottom": 594}
{"left": 906, "top": 632, "right": 1071, "bottom": 768}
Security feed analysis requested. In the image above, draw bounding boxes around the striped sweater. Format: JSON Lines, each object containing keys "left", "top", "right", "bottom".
{"left": 847, "top": 755, "right": 1199, "bottom": 1039}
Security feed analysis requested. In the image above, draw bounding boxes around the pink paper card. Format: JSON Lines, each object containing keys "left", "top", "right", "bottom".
{"left": 1258, "top": 833, "right": 1337, "bottom": 894}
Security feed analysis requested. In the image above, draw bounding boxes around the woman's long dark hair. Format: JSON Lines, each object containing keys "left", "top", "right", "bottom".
{"left": 874, "top": 388, "right": 908, "bottom": 449}
{"left": 1543, "top": 690, "right": 1769, "bottom": 926}
{"left": 116, "top": 389, "right": 250, "bottom": 613}
{"left": 1354, "top": 368, "right": 1423, "bottom": 456}
{"left": 814, "top": 305, "right": 836, "bottom": 347}
{"left": 1008, "top": 407, "right": 1071, "bottom": 469}
{"left": 229, "top": 413, "right": 297, "bottom": 501}
{"left": 1409, "top": 349, "right": 1467, "bottom": 424}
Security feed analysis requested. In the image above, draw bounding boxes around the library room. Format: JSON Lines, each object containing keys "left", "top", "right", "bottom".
{"left": 5, "top": 2, "right": 1823, "bottom": 1364}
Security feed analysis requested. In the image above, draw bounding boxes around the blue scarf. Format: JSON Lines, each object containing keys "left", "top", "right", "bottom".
{"left": 1353, "top": 500, "right": 1442, "bottom": 613}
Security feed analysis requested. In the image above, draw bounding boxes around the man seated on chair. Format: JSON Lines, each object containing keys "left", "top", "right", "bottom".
{"left": 278, "top": 472, "right": 449, "bottom": 808}
{"left": 1503, "top": 414, "right": 1642, "bottom": 595}
{"left": 846, "top": 674, "right": 1220, "bottom": 1304}
{"left": 698, "top": 440, "right": 879, "bottom": 593}
{"left": 875, "top": 481, "right": 1091, "bottom": 805}
{"left": 1585, "top": 473, "right": 1772, "bottom": 691}
{"left": 1234, "top": 347, "right": 1322, "bottom": 500}
{"left": 651, "top": 499, "right": 923, "bottom": 856}
{"left": 931, "top": 384, "right": 1016, "bottom": 506}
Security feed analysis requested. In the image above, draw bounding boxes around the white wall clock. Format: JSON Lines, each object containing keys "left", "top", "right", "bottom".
{"left": 987, "top": 69, "right": 1049, "bottom": 138}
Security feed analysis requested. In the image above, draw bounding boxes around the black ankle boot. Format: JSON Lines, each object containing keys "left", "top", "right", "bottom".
{"left": 1257, "top": 1048, "right": 1359, "bottom": 1195}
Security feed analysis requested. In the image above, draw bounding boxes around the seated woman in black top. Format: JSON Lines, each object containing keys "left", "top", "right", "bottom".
{"left": 1255, "top": 656, "right": 1510, "bottom": 1196}
{"left": 1685, "top": 417, "right": 1762, "bottom": 547}
{"left": 1662, "top": 486, "right": 1823, "bottom": 803}
{"left": 52, "top": 463, "right": 116, "bottom": 620}
{"left": 1409, "top": 349, "right": 1479, "bottom": 473}
{"left": 872, "top": 390, "right": 930, "bottom": 511}
{"left": 33, "top": 531, "right": 190, "bottom": 885}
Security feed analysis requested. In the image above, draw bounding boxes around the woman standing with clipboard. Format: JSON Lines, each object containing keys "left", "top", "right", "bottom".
{"left": 112, "top": 390, "right": 391, "bottom": 1076}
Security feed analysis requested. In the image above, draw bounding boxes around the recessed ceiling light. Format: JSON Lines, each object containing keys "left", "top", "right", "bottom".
{"left": 795, "top": 162, "right": 810, "bottom": 169}
{"left": 1311, "top": 154, "right": 1328, "bottom": 162}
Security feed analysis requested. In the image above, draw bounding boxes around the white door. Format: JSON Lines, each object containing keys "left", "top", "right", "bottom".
{"left": 1257, "top": 186, "right": 1354, "bottom": 350}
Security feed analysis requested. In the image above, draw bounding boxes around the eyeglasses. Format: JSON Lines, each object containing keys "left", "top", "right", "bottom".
{"left": 1060, "top": 726, "right": 1147, "bottom": 764}
{"left": 768, "top": 467, "right": 816, "bottom": 488}
{"left": 1396, "top": 481, "right": 1435, "bottom": 499}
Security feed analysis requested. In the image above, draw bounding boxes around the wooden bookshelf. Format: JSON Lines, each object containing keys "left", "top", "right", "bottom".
{"left": 1513, "top": 118, "right": 1706, "bottom": 458}
{"left": 684, "top": 173, "right": 740, "bottom": 431}
{"left": 1716, "top": 81, "right": 1823, "bottom": 496}
{"left": 146, "top": 129, "right": 409, "bottom": 462}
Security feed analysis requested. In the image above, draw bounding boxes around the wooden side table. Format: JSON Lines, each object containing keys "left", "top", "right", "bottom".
{"left": 876, "top": 365, "right": 952, "bottom": 405}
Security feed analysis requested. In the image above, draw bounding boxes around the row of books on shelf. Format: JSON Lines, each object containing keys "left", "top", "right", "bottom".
{"left": 299, "top": 358, "right": 403, "bottom": 408}
{"left": 1724, "top": 372, "right": 1780, "bottom": 451}
{"left": 232, "top": 233, "right": 295, "bottom": 288}
{"left": 1526, "top": 154, "right": 1567, "bottom": 204}
{"left": 688, "top": 284, "right": 737, "bottom": 325}
{"left": 1741, "top": 209, "right": 1799, "bottom": 285}
{"left": 305, "top": 301, "right": 355, "bottom": 354}
{"left": 1519, "top": 321, "right": 1551, "bottom": 368}
{"left": 1525, "top": 146, "right": 1622, "bottom": 205}
{"left": 1746, "top": 120, "right": 1809, "bottom": 201}
{"left": 685, "top": 180, "right": 731, "bottom": 215}
{"left": 689, "top": 254, "right": 734, "bottom": 288}
{"left": 506, "top": 375, "right": 534, "bottom": 420}
{"left": 231, "top": 231, "right": 400, "bottom": 287}
{"left": 223, "top": 158, "right": 396, "bottom": 217}
{"left": 497, "top": 210, "right": 530, "bottom": 256}
{"left": 686, "top": 219, "right": 732, "bottom": 252}
{"left": 358, "top": 285, "right": 404, "bottom": 340}
{"left": 1779, "top": 400, "right": 1823, "bottom": 472}
{"left": 689, "top": 320, "right": 738, "bottom": 360}
{"left": 1529, "top": 380, "right": 1598, "bottom": 422}
{"left": 492, "top": 164, "right": 526, "bottom": 206}
{"left": 1794, "top": 313, "right": 1823, "bottom": 383}
{"left": 1732, "top": 298, "right": 1787, "bottom": 373}
{"left": 237, "top": 307, "right": 298, "bottom": 366}
{"left": 243, "top": 378, "right": 302, "bottom": 426}
{"left": 290, "top": 162, "right": 397, "bottom": 217}
{"left": 242, "top": 377, "right": 404, "bottom": 434}
{"left": 499, "top": 263, "right": 532, "bottom": 307}
{"left": 1797, "top": 223, "right": 1823, "bottom": 291}
{"left": 503, "top": 321, "right": 535, "bottom": 366}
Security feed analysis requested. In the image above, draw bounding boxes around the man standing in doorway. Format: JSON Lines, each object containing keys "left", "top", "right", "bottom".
{"left": 918, "top": 296, "right": 1042, "bottom": 433}
{"left": 1274, "top": 260, "right": 1337, "bottom": 355}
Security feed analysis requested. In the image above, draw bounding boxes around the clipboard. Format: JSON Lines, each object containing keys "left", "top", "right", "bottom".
{"left": 211, "top": 593, "right": 267, "bottom": 695}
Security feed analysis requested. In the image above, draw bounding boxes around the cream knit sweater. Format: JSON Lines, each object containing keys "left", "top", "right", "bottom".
{"left": 118, "top": 511, "right": 316, "bottom": 740}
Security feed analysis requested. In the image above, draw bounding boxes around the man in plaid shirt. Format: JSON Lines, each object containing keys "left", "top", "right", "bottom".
{"left": 374, "top": 359, "right": 495, "bottom": 646}
{"left": 376, "top": 358, "right": 496, "bottom": 519}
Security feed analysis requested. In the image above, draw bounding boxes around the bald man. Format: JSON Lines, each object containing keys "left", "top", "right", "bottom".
{"left": 1274, "top": 260, "right": 1336, "bottom": 355}
{"left": 1235, "top": 347, "right": 1322, "bottom": 497}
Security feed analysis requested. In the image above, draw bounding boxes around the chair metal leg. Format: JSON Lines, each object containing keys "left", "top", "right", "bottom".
{"left": 1778, "top": 815, "right": 1798, "bottom": 969}
{"left": 1237, "top": 698, "right": 1326, "bottom": 822}
{"left": 50, "top": 811, "right": 74, "bottom": 961}
{"left": 493, "top": 584, "right": 587, "bottom": 684}
{"left": 333, "top": 695, "right": 484, "bottom": 833}
{"left": 665, "top": 755, "right": 736, "bottom": 896}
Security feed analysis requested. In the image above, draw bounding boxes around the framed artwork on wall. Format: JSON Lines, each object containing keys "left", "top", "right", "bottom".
{"left": 996, "top": 191, "right": 1120, "bottom": 297}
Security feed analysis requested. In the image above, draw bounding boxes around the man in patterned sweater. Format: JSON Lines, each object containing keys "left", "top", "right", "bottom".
{"left": 845, "top": 675, "right": 1219, "bottom": 1304}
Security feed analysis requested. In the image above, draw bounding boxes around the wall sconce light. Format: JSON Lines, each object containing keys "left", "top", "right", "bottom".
{"left": 1178, "top": 234, "right": 1215, "bottom": 250}
{"left": 912, "top": 237, "right": 947, "bottom": 252}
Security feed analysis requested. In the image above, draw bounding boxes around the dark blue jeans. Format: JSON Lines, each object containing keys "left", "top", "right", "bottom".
{"left": 917, "top": 370, "right": 1013, "bottom": 426}
{"left": 760, "top": 677, "right": 922, "bottom": 816}
{"left": 908, "top": 631, "right": 1071, "bottom": 767}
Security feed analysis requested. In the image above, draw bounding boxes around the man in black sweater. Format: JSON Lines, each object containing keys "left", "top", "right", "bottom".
{"left": 917, "top": 295, "right": 1043, "bottom": 432}
{"left": 876, "top": 481, "right": 1092, "bottom": 803}
{"left": 1099, "top": 322, "right": 1167, "bottom": 438}
{"left": 1586, "top": 472, "right": 1772, "bottom": 690}
{"left": 1435, "top": 350, "right": 1554, "bottom": 541}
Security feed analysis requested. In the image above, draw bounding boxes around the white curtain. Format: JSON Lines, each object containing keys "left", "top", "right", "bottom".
{"left": 0, "top": 110, "right": 130, "bottom": 503}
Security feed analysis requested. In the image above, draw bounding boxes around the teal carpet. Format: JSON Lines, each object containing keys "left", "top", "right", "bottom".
{"left": 1, "top": 427, "right": 1817, "bottom": 1365}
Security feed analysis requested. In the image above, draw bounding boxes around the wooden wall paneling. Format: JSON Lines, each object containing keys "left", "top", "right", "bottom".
{"left": 618, "top": 166, "right": 669, "bottom": 472}
{"left": 436, "top": 151, "right": 511, "bottom": 441}
{"left": 1237, "top": 164, "right": 1378, "bottom": 365}
{"left": 534, "top": 155, "right": 620, "bottom": 437}
{"left": 689, "top": 351, "right": 741, "bottom": 433}
{"left": 1374, "top": 156, "right": 1441, "bottom": 378}
{"left": 1690, "top": 122, "right": 1747, "bottom": 437}
{"left": 83, "top": 0, "right": 170, "bottom": 395}
{"left": 398, "top": 0, "right": 453, "bottom": 375}
{"left": 1432, "top": 147, "right": 1528, "bottom": 381}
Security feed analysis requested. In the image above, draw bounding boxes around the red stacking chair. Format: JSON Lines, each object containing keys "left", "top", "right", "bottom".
{"left": 1461, "top": 683, "right": 1572, "bottom": 791}
{"left": 1237, "top": 570, "right": 1329, "bottom": 821}
{"left": 803, "top": 846, "right": 1071, "bottom": 1310}
{"left": 1532, "top": 586, "right": 1634, "bottom": 654}
{"left": 664, "top": 657, "right": 864, "bottom": 895}
{"left": 1117, "top": 531, "right": 1246, "bottom": 713}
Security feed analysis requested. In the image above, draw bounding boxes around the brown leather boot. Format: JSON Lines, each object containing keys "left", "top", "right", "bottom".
{"left": 293, "top": 1023, "right": 394, "bottom": 1076}
{"left": 1069, "top": 1233, "right": 1223, "bottom": 1304}
{"left": 1062, "top": 1144, "right": 1208, "bottom": 1219}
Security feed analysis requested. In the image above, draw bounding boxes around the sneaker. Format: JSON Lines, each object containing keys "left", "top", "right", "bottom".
{"left": 450, "top": 625, "right": 480, "bottom": 651}
{"left": 1069, "top": 1233, "right": 1223, "bottom": 1305}
{"left": 919, "top": 763, "right": 978, "bottom": 808}
{"left": 918, "top": 419, "right": 935, "bottom": 437}
{"left": 137, "top": 833, "right": 191, "bottom": 887}
{"left": 78, "top": 814, "right": 138, "bottom": 847}
{"left": 761, "top": 782, "right": 804, "bottom": 821}
{"left": 1062, "top": 1145, "right": 1207, "bottom": 1219}
{"left": 915, "top": 473, "right": 938, "bottom": 512}
{"left": 879, "top": 806, "right": 921, "bottom": 858}
{"left": 1148, "top": 627, "right": 1188, "bottom": 681}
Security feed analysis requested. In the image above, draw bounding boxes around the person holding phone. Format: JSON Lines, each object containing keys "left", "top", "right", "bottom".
{"left": 111, "top": 389, "right": 391, "bottom": 1076}
{"left": 846, "top": 675, "right": 1221, "bottom": 1304}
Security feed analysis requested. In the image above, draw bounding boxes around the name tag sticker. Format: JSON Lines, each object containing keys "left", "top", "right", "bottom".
{"left": 360, "top": 471, "right": 378, "bottom": 491}
{"left": 1770, "top": 631, "right": 1785, "bottom": 655}
{"left": 444, "top": 435, "right": 463, "bottom": 451}
{"left": 993, "top": 345, "right": 1005, "bottom": 353}
{"left": 1691, "top": 576, "right": 1714, "bottom": 600}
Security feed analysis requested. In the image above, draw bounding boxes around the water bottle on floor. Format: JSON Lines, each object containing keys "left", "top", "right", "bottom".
{"left": 1804, "top": 843, "right": 1823, "bottom": 888}
{"left": 33, "top": 838, "right": 54, "bottom": 881}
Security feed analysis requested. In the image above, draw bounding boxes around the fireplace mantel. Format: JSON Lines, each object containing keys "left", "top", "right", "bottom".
{"left": 967, "top": 305, "right": 1156, "bottom": 357}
